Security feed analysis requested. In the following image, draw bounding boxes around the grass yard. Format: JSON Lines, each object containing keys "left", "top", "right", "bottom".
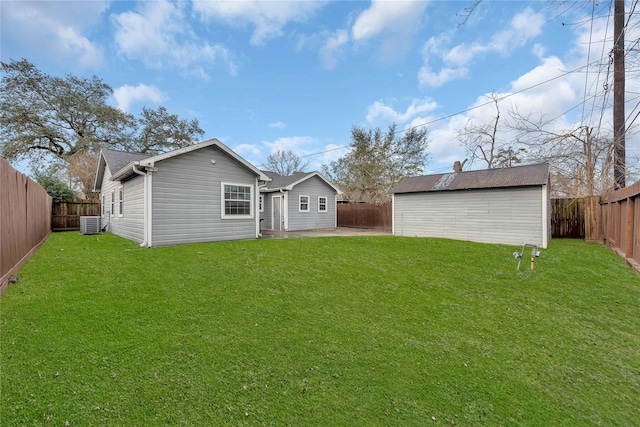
{"left": 1, "top": 232, "right": 639, "bottom": 426}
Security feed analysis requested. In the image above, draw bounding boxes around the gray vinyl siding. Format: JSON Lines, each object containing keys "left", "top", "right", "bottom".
{"left": 286, "top": 176, "right": 336, "bottom": 231}
{"left": 150, "top": 146, "right": 258, "bottom": 246}
{"left": 260, "top": 192, "right": 272, "bottom": 230}
{"left": 99, "top": 167, "right": 144, "bottom": 243}
{"left": 393, "top": 186, "right": 545, "bottom": 247}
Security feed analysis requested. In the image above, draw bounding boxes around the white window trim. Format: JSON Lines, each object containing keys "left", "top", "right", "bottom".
{"left": 102, "top": 195, "right": 106, "bottom": 217}
{"left": 110, "top": 190, "right": 115, "bottom": 217}
{"left": 259, "top": 194, "right": 264, "bottom": 212}
{"left": 299, "top": 195, "right": 310, "bottom": 212}
{"left": 318, "top": 196, "right": 328, "bottom": 213}
{"left": 221, "top": 182, "right": 254, "bottom": 219}
{"left": 118, "top": 185, "right": 124, "bottom": 217}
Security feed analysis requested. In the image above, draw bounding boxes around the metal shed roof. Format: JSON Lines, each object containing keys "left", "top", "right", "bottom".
{"left": 391, "top": 163, "right": 550, "bottom": 194}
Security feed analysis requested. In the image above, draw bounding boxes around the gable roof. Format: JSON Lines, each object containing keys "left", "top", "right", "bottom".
{"left": 94, "top": 139, "right": 270, "bottom": 191}
{"left": 391, "top": 163, "right": 550, "bottom": 194}
{"left": 94, "top": 148, "right": 151, "bottom": 191}
{"left": 261, "top": 170, "right": 342, "bottom": 194}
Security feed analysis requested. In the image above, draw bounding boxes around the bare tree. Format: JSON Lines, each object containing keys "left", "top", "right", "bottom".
{"left": 66, "top": 149, "right": 100, "bottom": 199}
{"left": 511, "top": 109, "right": 614, "bottom": 197}
{"left": 457, "top": 95, "right": 507, "bottom": 169}
{"left": 265, "top": 149, "right": 309, "bottom": 175}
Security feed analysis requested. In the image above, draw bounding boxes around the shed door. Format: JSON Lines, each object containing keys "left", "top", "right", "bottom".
{"left": 272, "top": 195, "right": 282, "bottom": 230}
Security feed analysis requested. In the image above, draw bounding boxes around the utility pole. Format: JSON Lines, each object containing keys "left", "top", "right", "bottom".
{"left": 613, "top": 0, "right": 626, "bottom": 189}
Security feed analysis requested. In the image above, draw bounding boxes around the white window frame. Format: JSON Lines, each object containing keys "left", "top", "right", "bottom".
{"left": 221, "top": 182, "right": 254, "bottom": 219}
{"left": 110, "top": 190, "right": 115, "bottom": 217}
{"left": 299, "top": 195, "right": 310, "bottom": 212}
{"left": 102, "top": 194, "right": 106, "bottom": 217}
{"left": 259, "top": 194, "right": 264, "bottom": 212}
{"left": 118, "top": 186, "right": 124, "bottom": 217}
{"left": 318, "top": 196, "right": 328, "bottom": 213}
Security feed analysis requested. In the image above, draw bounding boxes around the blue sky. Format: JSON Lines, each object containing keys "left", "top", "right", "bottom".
{"left": 2, "top": 0, "right": 639, "bottom": 176}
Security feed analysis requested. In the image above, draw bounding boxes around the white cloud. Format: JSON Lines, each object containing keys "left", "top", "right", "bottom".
{"left": 351, "top": 0, "right": 428, "bottom": 41}
{"left": 233, "top": 143, "right": 262, "bottom": 158}
{"left": 366, "top": 98, "right": 439, "bottom": 124}
{"left": 351, "top": 0, "right": 429, "bottom": 62}
{"left": 320, "top": 29, "right": 349, "bottom": 69}
{"left": 419, "top": 7, "right": 545, "bottom": 88}
{"left": 444, "top": 8, "right": 545, "bottom": 66}
{"left": 113, "top": 84, "right": 167, "bottom": 112}
{"left": 193, "top": 0, "right": 324, "bottom": 46}
{"left": 262, "top": 136, "right": 317, "bottom": 154}
{"left": 112, "top": 0, "right": 237, "bottom": 77}
{"left": 269, "top": 122, "right": 286, "bottom": 129}
{"left": 418, "top": 66, "right": 468, "bottom": 88}
{"left": 2, "top": 1, "right": 107, "bottom": 69}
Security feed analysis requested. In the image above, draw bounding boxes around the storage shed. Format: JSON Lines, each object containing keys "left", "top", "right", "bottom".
{"left": 391, "top": 163, "right": 551, "bottom": 248}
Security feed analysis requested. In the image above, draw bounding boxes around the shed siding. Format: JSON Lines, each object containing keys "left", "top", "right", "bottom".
{"left": 99, "top": 167, "right": 144, "bottom": 243}
{"left": 393, "top": 187, "right": 545, "bottom": 247}
{"left": 286, "top": 176, "right": 336, "bottom": 231}
{"left": 150, "top": 146, "right": 258, "bottom": 246}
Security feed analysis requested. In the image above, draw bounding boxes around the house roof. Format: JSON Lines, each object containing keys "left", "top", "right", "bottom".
{"left": 94, "top": 139, "right": 271, "bottom": 192}
{"left": 102, "top": 149, "right": 151, "bottom": 173}
{"left": 260, "top": 170, "right": 342, "bottom": 194}
{"left": 94, "top": 148, "right": 151, "bottom": 191}
{"left": 391, "top": 163, "right": 550, "bottom": 194}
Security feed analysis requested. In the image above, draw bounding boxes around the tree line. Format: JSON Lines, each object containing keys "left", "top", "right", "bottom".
{"left": 1, "top": 59, "right": 631, "bottom": 203}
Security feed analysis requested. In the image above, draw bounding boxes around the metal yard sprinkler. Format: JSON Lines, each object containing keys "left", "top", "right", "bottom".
{"left": 513, "top": 243, "right": 541, "bottom": 270}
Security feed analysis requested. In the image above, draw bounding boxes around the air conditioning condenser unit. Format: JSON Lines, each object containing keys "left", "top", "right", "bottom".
{"left": 80, "top": 216, "right": 101, "bottom": 235}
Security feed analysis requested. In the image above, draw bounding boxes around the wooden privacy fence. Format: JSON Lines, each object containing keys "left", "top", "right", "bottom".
{"left": 52, "top": 199, "right": 101, "bottom": 231}
{"left": 1, "top": 157, "right": 52, "bottom": 295}
{"left": 550, "top": 198, "right": 585, "bottom": 238}
{"left": 597, "top": 181, "right": 640, "bottom": 273}
{"left": 337, "top": 203, "right": 392, "bottom": 230}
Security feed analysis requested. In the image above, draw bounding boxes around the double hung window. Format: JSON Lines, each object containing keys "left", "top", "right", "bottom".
{"left": 222, "top": 183, "right": 253, "bottom": 218}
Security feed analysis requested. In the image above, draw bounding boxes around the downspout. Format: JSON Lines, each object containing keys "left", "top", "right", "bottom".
{"left": 391, "top": 193, "right": 395, "bottom": 236}
{"left": 132, "top": 164, "right": 149, "bottom": 247}
{"left": 255, "top": 177, "right": 260, "bottom": 238}
{"left": 280, "top": 189, "right": 288, "bottom": 231}
{"left": 146, "top": 166, "right": 154, "bottom": 248}
{"left": 542, "top": 183, "right": 549, "bottom": 249}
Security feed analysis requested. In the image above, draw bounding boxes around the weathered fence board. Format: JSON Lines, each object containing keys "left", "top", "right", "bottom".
{"left": 550, "top": 198, "right": 585, "bottom": 238}
{"left": 337, "top": 203, "right": 392, "bottom": 230}
{"left": 52, "top": 199, "right": 101, "bottom": 231}
{"left": 598, "top": 181, "right": 640, "bottom": 273}
{"left": 1, "top": 158, "right": 52, "bottom": 295}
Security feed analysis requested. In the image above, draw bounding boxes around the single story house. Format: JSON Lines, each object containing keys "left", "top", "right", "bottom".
{"left": 259, "top": 170, "right": 342, "bottom": 231}
{"left": 391, "top": 163, "right": 551, "bottom": 248}
{"left": 93, "top": 139, "right": 270, "bottom": 247}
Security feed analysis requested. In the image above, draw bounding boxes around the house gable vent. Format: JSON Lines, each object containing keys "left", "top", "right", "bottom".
{"left": 80, "top": 216, "right": 102, "bottom": 235}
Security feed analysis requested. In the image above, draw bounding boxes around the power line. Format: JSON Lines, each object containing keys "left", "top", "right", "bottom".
{"left": 300, "top": 63, "right": 595, "bottom": 160}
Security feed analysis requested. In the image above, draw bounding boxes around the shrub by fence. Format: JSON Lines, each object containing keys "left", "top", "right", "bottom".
{"left": 52, "top": 199, "right": 101, "bottom": 231}
{"left": 337, "top": 203, "right": 392, "bottom": 230}
{"left": 1, "top": 158, "right": 52, "bottom": 295}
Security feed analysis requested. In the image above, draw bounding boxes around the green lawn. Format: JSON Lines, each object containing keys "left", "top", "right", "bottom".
{"left": 1, "top": 232, "right": 639, "bottom": 426}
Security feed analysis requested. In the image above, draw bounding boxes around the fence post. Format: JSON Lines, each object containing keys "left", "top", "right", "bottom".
{"left": 626, "top": 196, "right": 634, "bottom": 261}
{"left": 584, "top": 196, "right": 602, "bottom": 243}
